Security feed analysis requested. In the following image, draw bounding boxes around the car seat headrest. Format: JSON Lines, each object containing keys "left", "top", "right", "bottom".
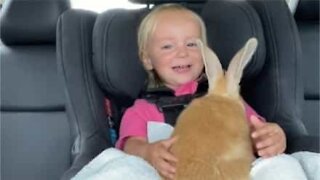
{"left": 295, "top": 0, "right": 319, "bottom": 21}
{"left": 0, "top": 0, "right": 70, "bottom": 45}
{"left": 202, "top": 0, "right": 266, "bottom": 80}
{"left": 93, "top": 9, "right": 149, "bottom": 102}
{"left": 129, "top": 0, "right": 207, "bottom": 4}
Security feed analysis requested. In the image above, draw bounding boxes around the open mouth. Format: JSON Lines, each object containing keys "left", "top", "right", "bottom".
{"left": 172, "top": 64, "right": 192, "bottom": 73}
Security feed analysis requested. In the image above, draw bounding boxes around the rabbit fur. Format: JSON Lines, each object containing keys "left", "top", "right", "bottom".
{"left": 169, "top": 38, "right": 258, "bottom": 180}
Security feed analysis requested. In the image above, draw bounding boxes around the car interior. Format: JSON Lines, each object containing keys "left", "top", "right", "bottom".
{"left": 0, "top": 0, "right": 319, "bottom": 179}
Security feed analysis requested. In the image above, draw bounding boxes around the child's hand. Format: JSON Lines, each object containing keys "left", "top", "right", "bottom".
{"left": 250, "top": 116, "right": 286, "bottom": 158}
{"left": 145, "top": 137, "right": 178, "bottom": 180}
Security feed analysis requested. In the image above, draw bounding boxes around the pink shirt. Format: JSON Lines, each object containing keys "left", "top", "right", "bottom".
{"left": 116, "top": 81, "right": 261, "bottom": 149}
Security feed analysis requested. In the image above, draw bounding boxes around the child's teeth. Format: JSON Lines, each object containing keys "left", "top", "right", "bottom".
{"left": 174, "top": 65, "right": 190, "bottom": 69}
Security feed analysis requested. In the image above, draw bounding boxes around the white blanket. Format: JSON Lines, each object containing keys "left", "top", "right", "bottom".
{"left": 251, "top": 154, "right": 308, "bottom": 180}
{"left": 73, "top": 123, "right": 319, "bottom": 179}
{"left": 292, "top": 151, "right": 320, "bottom": 180}
{"left": 73, "top": 148, "right": 319, "bottom": 180}
{"left": 72, "top": 148, "right": 161, "bottom": 180}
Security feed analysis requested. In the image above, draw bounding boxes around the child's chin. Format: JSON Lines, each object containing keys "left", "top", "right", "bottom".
{"left": 175, "top": 79, "right": 195, "bottom": 86}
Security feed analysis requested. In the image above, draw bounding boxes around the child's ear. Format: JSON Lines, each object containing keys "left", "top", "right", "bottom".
{"left": 142, "top": 56, "right": 153, "bottom": 70}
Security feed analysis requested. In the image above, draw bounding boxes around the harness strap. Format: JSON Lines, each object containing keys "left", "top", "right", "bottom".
{"left": 143, "top": 81, "right": 208, "bottom": 126}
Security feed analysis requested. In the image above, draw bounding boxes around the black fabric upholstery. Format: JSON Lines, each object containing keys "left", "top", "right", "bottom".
{"left": 1, "top": 112, "right": 70, "bottom": 180}
{"left": 1, "top": 45, "right": 65, "bottom": 110}
{"left": 201, "top": 0, "right": 265, "bottom": 81}
{"left": 93, "top": 9, "right": 148, "bottom": 103}
{"left": 295, "top": 0, "right": 319, "bottom": 138}
{"left": 0, "top": 0, "right": 72, "bottom": 179}
{"left": 0, "top": 0, "right": 70, "bottom": 45}
{"left": 295, "top": 0, "right": 319, "bottom": 21}
{"left": 302, "top": 100, "right": 320, "bottom": 136}
{"left": 248, "top": 0, "right": 319, "bottom": 152}
{"left": 57, "top": 10, "right": 112, "bottom": 180}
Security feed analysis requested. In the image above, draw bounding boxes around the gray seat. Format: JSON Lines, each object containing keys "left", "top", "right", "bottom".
{"left": 55, "top": 2, "right": 318, "bottom": 180}
{"left": 56, "top": 9, "right": 112, "bottom": 180}
{"left": 248, "top": 0, "right": 319, "bottom": 152}
{"left": 294, "top": 0, "right": 320, "bottom": 138}
{"left": 0, "top": 0, "right": 70, "bottom": 179}
{"left": 0, "top": 0, "right": 99, "bottom": 179}
{"left": 127, "top": 0, "right": 319, "bottom": 153}
{"left": 60, "top": 0, "right": 318, "bottom": 158}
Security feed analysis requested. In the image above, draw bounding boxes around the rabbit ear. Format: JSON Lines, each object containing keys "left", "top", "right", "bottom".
{"left": 196, "top": 39, "right": 223, "bottom": 92}
{"left": 226, "top": 38, "right": 258, "bottom": 96}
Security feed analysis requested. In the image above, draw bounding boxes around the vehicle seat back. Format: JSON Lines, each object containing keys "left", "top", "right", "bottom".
{"left": 295, "top": 0, "right": 319, "bottom": 137}
{"left": 0, "top": 0, "right": 71, "bottom": 179}
{"left": 56, "top": 9, "right": 113, "bottom": 180}
{"left": 249, "top": 0, "right": 319, "bottom": 152}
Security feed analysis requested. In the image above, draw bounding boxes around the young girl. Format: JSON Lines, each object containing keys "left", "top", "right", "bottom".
{"left": 115, "top": 4, "right": 286, "bottom": 180}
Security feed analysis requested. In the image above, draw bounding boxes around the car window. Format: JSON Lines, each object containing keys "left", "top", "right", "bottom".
{"left": 71, "top": 0, "right": 146, "bottom": 12}
{"left": 285, "top": 0, "right": 299, "bottom": 13}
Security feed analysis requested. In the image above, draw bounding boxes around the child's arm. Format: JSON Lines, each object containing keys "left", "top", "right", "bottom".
{"left": 124, "top": 136, "right": 178, "bottom": 180}
{"left": 116, "top": 99, "right": 178, "bottom": 179}
{"left": 123, "top": 137, "right": 149, "bottom": 159}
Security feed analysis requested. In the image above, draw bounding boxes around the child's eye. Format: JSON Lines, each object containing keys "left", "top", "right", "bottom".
{"left": 161, "top": 44, "right": 173, "bottom": 50}
{"left": 187, "top": 42, "right": 197, "bottom": 47}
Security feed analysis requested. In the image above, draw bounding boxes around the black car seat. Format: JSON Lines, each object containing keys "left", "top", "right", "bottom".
{"left": 56, "top": 1, "right": 318, "bottom": 178}
{"left": 56, "top": 9, "right": 113, "bottom": 180}
{"left": 294, "top": 0, "right": 319, "bottom": 139}
{"left": 0, "top": 0, "right": 70, "bottom": 180}
{"left": 121, "top": 0, "right": 319, "bottom": 152}
{"left": 88, "top": 0, "right": 266, "bottom": 135}
{"left": 92, "top": 0, "right": 266, "bottom": 145}
{"left": 0, "top": 0, "right": 110, "bottom": 179}
{"left": 248, "top": 0, "right": 319, "bottom": 152}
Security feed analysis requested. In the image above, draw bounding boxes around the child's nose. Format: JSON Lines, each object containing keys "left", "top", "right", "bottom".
{"left": 177, "top": 46, "right": 188, "bottom": 57}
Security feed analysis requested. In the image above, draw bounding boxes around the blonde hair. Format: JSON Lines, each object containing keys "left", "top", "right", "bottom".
{"left": 138, "top": 3, "right": 208, "bottom": 88}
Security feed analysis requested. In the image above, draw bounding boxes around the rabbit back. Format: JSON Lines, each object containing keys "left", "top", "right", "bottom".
{"left": 171, "top": 95, "right": 253, "bottom": 180}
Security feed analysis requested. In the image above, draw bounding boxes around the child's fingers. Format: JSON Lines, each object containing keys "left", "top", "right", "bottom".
{"left": 157, "top": 159, "right": 176, "bottom": 179}
{"left": 255, "top": 136, "right": 275, "bottom": 149}
{"left": 161, "top": 150, "right": 178, "bottom": 163}
{"left": 256, "top": 133, "right": 284, "bottom": 157}
{"left": 162, "top": 136, "right": 178, "bottom": 148}
{"left": 251, "top": 125, "right": 275, "bottom": 138}
{"left": 250, "top": 115, "right": 265, "bottom": 129}
{"left": 252, "top": 123, "right": 286, "bottom": 157}
{"left": 257, "top": 143, "right": 282, "bottom": 158}
{"left": 161, "top": 171, "right": 175, "bottom": 180}
{"left": 159, "top": 169, "right": 175, "bottom": 180}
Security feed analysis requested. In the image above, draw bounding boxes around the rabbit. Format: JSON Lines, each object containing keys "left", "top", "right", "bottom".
{"left": 169, "top": 38, "right": 258, "bottom": 180}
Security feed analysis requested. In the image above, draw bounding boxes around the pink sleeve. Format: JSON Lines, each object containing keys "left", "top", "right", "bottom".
{"left": 244, "top": 101, "right": 265, "bottom": 123}
{"left": 115, "top": 99, "right": 164, "bottom": 150}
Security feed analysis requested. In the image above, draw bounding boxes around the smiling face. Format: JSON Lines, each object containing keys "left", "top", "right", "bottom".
{"left": 142, "top": 10, "right": 204, "bottom": 89}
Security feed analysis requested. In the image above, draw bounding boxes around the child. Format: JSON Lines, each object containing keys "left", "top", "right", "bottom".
{"left": 116, "top": 4, "right": 287, "bottom": 180}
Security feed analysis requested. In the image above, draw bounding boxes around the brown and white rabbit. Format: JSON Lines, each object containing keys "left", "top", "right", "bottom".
{"left": 170, "top": 38, "right": 258, "bottom": 180}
